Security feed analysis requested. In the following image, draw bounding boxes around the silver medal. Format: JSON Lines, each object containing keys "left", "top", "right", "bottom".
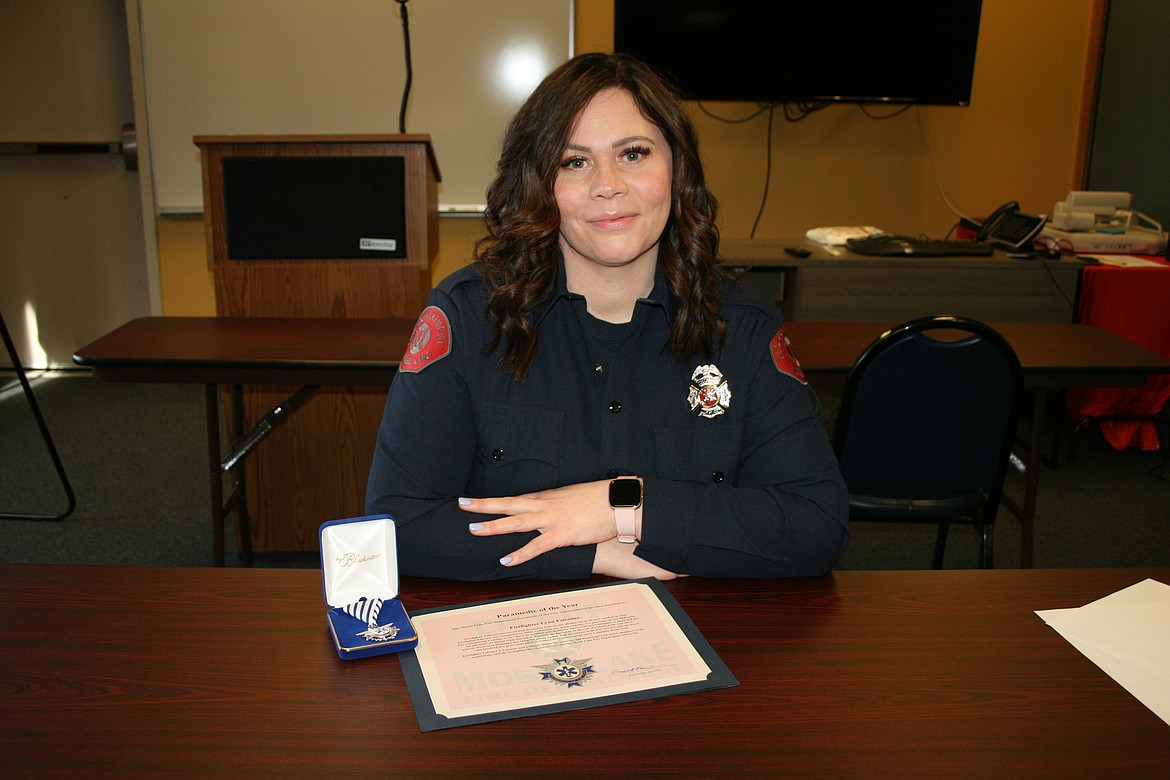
{"left": 345, "top": 596, "right": 401, "bottom": 643}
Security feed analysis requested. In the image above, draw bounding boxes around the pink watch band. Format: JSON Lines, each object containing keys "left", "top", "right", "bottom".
{"left": 615, "top": 505, "right": 637, "bottom": 543}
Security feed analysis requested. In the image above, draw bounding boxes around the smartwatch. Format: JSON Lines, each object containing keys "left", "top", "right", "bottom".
{"left": 609, "top": 477, "right": 642, "bottom": 543}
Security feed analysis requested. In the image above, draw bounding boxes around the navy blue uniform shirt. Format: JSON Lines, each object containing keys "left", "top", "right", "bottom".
{"left": 366, "top": 260, "right": 849, "bottom": 580}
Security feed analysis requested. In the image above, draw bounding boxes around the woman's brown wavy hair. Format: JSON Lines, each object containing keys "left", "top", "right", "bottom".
{"left": 474, "top": 52, "right": 725, "bottom": 381}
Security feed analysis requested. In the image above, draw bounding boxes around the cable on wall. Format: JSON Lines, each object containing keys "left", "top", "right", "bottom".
{"left": 914, "top": 106, "right": 975, "bottom": 231}
{"left": 701, "top": 100, "right": 980, "bottom": 238}
{"left": 394, "top": 0, "right": 413, "bottom": 133}
{"left": 749, "top": 105, "right": 776, "bottom": 239}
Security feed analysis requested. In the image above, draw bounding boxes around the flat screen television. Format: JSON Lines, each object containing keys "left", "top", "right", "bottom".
{"left": 613, "top": 0, "right": 984, "bottom": 106}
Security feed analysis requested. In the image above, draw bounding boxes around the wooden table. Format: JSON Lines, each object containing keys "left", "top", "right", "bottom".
{"left": 2, "top": 564, "right": 1167, "bottom": 777}
{"left": 74, "top": 318, "right": 1169, "bottom": 569}
{"left": 786, "top": 321, "right": 1170, "bottom": 389}
{"left": 721, "top": 237, "right": 1085, "bottom": 323}
{"left": 786, "top": 321, "right": 1170, "bottom": 567}
{"left": 74, "top": 316, "right": 416, "bottom": 566}
{"left": 72, "top": 315, "right": 416, "bottom": 386}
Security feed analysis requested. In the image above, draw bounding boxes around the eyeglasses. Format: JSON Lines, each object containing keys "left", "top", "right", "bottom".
{"left": 1031, "top": 236, "right": 1076, "bottom": 256}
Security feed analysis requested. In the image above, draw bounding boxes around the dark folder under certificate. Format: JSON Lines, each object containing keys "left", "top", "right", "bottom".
{"left": 399, "top": 578, "right": 737, "bottom": 731}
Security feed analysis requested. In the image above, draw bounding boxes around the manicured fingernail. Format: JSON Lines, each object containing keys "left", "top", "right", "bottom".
{"left": 458, "top": 497, "right": 472, "bottom": 506}
{"left": 499, "top": 555, "right": 513, "bottom": 565}
{"left": 468, "top": 523, "right": 484, "bottom": 532}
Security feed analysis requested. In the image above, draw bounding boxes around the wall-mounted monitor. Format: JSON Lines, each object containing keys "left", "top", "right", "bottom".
{"left": 614, "top": 0, "right": 983, "bottom": 106}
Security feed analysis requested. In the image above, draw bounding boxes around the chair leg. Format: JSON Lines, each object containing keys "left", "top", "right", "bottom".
{"left": 1066, "top": 417, "right": 1094, "bottom": 463}
{"left": 978, "top": 523, "right": 994, "bottom": 569}
{"left": 932, "top": 524, "right": 949, "bottom": 569}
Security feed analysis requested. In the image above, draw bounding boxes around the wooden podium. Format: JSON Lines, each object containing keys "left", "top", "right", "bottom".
{"left": 196, "top": 134, "right": 439, "bottom": 553}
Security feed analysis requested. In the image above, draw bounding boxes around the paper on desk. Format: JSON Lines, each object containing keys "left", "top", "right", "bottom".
{"left": 1080, "top": 254, "right": 1167, "bottom": 268}
{"left": 1036, "top": 579, "right": 1170, "bottom": 726}
{"left": 805, "top": 226, "right": 883, "bottom": 246}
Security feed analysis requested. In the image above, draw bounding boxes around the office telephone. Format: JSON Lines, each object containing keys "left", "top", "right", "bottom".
{"left": 976, "top": 201, "right": 1047, "bottom": 250}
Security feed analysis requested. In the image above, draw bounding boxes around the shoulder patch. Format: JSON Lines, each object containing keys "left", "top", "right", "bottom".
{"left": 400, "top": 305, "right": 452, "bottom": 373}
{"left": 769, "top": 327, "right": 807, "bottom": 385}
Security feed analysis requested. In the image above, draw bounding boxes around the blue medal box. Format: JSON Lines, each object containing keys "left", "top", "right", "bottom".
{"left": 319, "top": 514, "right": 418, "bottom": 660}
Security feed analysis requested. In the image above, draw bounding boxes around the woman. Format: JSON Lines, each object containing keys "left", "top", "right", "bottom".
{"left": 366, "top": 52, "right": 848, "bottom": 580}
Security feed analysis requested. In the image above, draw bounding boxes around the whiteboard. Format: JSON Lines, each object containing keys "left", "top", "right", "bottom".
{"left": 135, "top": 0, "right": 573, "bottom": 214}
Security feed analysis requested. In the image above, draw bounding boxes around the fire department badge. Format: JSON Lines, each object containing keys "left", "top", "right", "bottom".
{"left": 770, "top": 327, "right": 807, "bottom": 384}
{"left": 688, "top": 364, "right": 731, "bottom": 419}
{"left": 400, "top": 305, "right": 451, "bottom": 373}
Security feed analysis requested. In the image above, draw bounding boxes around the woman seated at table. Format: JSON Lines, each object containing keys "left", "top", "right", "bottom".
{"left": 366, "top": 52, "right": 848, "bottom": 581}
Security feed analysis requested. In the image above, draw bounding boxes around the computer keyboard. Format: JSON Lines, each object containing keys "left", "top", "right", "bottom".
{"left": 846, "top": 233, "right": 995, "bottom": 257}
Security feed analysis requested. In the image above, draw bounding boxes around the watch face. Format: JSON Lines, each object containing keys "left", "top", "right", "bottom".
{"left": 609, "top": 478, "right": 642, "bottom": 508}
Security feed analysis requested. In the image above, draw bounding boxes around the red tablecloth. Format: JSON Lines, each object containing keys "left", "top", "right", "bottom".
{"left": 1066, "top": 257, "right": 1170, "bottom": 450}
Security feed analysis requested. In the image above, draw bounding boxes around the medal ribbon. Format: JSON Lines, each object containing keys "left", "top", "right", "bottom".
{"left": 343, "top": 596, "right": 383, "bottom": 628}
{"left": 343, "top": 596, "right": 400, "bottom": 643}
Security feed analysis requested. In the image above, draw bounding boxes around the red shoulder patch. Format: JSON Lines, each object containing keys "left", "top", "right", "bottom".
{"left": 400, "top": 306, "right": 452, "bottom": 373}
{"left": 770, "top": 327, "right": 807, "bottom": 385}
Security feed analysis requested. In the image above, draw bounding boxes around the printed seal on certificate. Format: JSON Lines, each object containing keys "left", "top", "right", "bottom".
{"left": 534, "top": 657, "right": 597, "bottom": 688}
{"left": 319, "top": 515, "right": 418, "bottom": 660}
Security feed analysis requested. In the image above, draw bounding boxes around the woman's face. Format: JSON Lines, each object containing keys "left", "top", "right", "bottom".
{"left": 553, "top": 88, "right": 672, "bottom": 274}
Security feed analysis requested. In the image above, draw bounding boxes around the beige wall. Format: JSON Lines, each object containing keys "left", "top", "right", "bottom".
{"left": 155, "top": 0, "right": 1103, "bottom": 314}
{"left": 1, "top": 0, "right": 152, "bottom": 367}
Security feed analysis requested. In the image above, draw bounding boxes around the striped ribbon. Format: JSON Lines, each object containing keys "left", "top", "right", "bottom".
{"left": 343, "top": 596, "right": 383, "bottom": 628}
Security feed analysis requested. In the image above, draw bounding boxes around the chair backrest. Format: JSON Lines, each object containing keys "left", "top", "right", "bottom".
{"left": 832, "top": 316, "right": 1023, "bottom": 501}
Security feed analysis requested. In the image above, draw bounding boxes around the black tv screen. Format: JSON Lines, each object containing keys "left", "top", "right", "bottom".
{"left": 614, "top": 0, "right": 983, "bottom": 105}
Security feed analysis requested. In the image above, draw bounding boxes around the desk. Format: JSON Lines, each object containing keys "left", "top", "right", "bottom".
{"left": 785, "top": 322, "right": 1170, "bottom": 567}
{"left": 2, "top": 564, "right": 1168, "bottom": 777}
{"left": 75, "top": 318, "right": 1170, "bottom": 569}
{"left": 74, "top": 316, "right": 416, "bottom": 566}
{"left": 722, "top": 238, "right": 1084, "bottom": 323}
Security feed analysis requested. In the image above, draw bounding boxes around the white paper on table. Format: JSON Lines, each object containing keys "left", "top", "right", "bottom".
{"left": 1080, "top": 254, "right": 1166, "bottom": 268}
{"left": 1036, "top": 579, "right": 1170, "bottom": 726}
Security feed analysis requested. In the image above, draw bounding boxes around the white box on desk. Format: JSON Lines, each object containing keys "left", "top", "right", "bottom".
{"left": 320, "top": 514, "right": 418, "bottom": 660}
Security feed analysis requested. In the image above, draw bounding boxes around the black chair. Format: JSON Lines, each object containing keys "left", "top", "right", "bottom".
{"left": 831, "top": 316, "right": 1022, "bottom": 568}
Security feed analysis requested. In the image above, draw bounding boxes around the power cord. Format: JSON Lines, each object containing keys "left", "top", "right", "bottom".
{"left": 394, "top": 0, "right": 412, "bottom": 133}
{"left": 914, "top": 106, "right": 975, "bottom": 226}
{"left": 749, "top": 105, "right": 776, "bottom": 239}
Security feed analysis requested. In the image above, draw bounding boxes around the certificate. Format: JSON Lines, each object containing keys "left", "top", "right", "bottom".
{"left": 399, "top": 578, "right": 737, "bottom": 731}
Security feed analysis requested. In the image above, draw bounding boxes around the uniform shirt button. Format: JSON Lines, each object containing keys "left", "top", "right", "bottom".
{"left": 608, "top": 401, "right": 622, "bottom": 413}
{"left": 594, "top": 363, "right": 604, "bottom": 373}
{"left": 711, "top": 471, "right": 724, "bottom": 483}
{"left": 606, "top": 469, "right": 619, "bottom": 479}
{"left": 492, "top": 448, "right": 505, "bottom": 461}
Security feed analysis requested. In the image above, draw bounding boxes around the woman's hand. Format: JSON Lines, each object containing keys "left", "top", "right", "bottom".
{"left": 591, "top": 538, "right": 682, "bottom": 581}
{"left": 461, "top": 480, "right": 615, "bottom": 567}
{"left": 461, "top": 481, "right": 680, "bottom": 579}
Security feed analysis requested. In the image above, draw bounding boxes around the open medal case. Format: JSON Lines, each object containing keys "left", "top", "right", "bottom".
{"left": 320, "top": 514, "right": 418, "bottom": 660}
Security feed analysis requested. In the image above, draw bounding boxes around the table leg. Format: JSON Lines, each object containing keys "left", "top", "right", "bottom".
{"left": 228, "top": 385, "right": 254, "bottom": 567}
{"left": 204, "top": 384, "right": 225, "bottom": 567}
{"left": 1002, "top": 389, "right": 1046, "bottom": 568}
{"left": 1020, "top": 389, "right": 1047, "bottom": 568}
{"left": 205, "top": 383, "right": 324, "bottom": 566}
{"left": 204, "top": 384, "right": 256, "bottom": 567}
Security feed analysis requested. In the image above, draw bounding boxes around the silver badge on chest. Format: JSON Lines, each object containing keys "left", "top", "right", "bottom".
{"left": 688, "top": 363, "right": 731, "bottom": 419}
